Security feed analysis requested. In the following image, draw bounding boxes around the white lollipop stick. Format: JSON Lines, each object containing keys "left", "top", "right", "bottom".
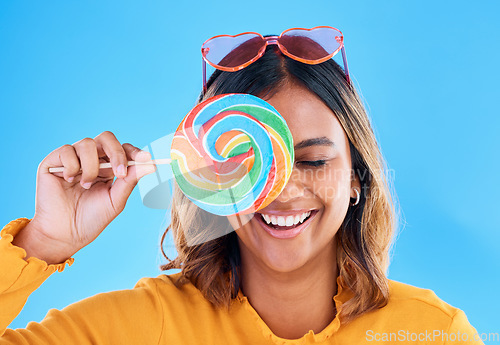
{"left": 48, "top": 159, "right": 172, "bottom": 173}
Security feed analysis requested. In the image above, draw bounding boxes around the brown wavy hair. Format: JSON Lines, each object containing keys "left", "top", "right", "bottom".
{"left": 161, "top": 45, "right": 399, "bottom": 323}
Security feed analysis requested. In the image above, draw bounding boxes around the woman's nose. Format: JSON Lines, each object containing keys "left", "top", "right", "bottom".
{"left": 274, "top": 168, "right": 306, "bottom": 203}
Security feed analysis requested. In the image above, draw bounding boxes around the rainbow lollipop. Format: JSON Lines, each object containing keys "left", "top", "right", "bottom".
{"left": 170, "top": 93, "right": 294, "bottom": 216}
{"left": 49, "top": 94, "right": 294, "bottom": 216}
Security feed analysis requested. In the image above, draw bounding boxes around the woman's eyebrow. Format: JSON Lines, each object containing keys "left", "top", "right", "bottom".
{"left": 294, "top": 136, "right": 335, "bottom": 150}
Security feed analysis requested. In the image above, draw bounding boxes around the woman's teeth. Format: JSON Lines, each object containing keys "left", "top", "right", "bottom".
{"left": 261, "top": 211, "right": 311, "bottom": 227}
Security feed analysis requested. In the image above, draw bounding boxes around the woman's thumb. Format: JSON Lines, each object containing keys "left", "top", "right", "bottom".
{"left": 109, "top": 164, "right": 156, "bottom": 213}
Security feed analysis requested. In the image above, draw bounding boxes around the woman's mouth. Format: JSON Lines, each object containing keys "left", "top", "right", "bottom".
{"left": 254, "top": 210, "right": 319, "bottom": 239}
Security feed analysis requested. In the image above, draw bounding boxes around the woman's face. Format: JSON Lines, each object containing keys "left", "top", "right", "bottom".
{"left": 227, "top": 82, "right": 360, "bottom": 273}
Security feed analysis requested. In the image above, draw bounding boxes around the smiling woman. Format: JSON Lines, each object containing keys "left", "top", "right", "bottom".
{"left": 155, "top": 43, "right": 483, "bottom": 343}
{"left": 0, "top": 29, "right": 483, "bottom": 345}
{"left": 162, "top": 44, "right": 395, "bottom": 332}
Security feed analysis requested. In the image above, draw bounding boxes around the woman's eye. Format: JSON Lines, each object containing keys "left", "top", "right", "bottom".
{"left": 296, "top": 160, "right": 327, "bottom": 167}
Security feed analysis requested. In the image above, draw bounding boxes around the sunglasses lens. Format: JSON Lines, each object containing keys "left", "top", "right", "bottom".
{"left": 202, "top": 33, "right": 265, "bottom": 69}
{"left": 280, "top": 27, "right": 343, "bottom": 62}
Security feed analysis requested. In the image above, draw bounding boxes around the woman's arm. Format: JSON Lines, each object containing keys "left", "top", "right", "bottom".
{"left": 0, "top": 219, "right": 164, "bottom": 344}
{"left": 0, "top": 132, "right": 159, "bottom": 343}
{"left": 0, "top": 218, "right": 72, "bottom": 335}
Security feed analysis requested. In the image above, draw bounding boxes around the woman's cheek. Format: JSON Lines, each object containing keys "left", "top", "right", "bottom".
{"left": 314, "top": 167, "right": 351, "bottom": 203}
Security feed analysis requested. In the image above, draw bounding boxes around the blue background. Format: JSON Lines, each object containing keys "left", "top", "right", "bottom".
{"left": 1, "top": 0, "right": 499, "bottom": 339}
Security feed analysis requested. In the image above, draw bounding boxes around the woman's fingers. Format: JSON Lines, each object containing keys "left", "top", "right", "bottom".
{"left": 97, "top": 157, "right": 115, "bottom": 179}
{"left": 39, "top": 144, "right": 80, "bottom": 182}
{"left": 122, "top": 143, "right": 151, "bottom": 162}
{"left": 122, "top": 143, "right": 155, "bottom": 181}
{"left": 73, "top": 138, "right": 99, "bottom": 189}
{"left": 109, "top": 163, "right": 156, "bottom": 213}
{"left": 94, "top": 131, "right": 128, "bottom": 178}
{"left": 40, "top": 132, "right": 151, "bottom": 190}
{"left": 58, "top": 145, "right": 80, "bottom": 183}
{"left": 106, "top": 143, "right": 154, "bottom": 213}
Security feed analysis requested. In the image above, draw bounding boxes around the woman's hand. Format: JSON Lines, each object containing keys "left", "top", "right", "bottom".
{"left": 12, "top": 131, "right": 156, "bottom": 264}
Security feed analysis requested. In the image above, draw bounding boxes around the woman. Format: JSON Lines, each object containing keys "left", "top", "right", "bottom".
{"left": 0, "top": 27, "right": 482, "bottom": 344}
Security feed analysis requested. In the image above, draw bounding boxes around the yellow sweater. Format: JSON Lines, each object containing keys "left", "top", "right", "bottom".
{"left": 0, "top": 218, "right": 483, "bottom": 345}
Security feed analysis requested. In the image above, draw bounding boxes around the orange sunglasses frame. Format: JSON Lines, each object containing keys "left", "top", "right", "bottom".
{"left": 201, "top": 26, "right": 350, "bottom": 93}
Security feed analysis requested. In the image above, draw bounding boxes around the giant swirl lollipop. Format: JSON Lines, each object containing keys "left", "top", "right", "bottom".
{"left": 170, "top": 93, "right": 294, "bottom": 216}
{"left": 49, "top": 94, "right": 294, "bottom": 216}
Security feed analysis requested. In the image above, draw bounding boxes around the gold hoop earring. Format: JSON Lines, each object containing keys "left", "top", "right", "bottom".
{"left": 350, "top": 188, "right": 360, "bottom": 206}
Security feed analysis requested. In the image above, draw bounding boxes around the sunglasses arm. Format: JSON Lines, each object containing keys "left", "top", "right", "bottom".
{"left": 341, "top": 46, "right": 351, "bottom": 85}
{"left": 202, "top": 57, "right": 208, "bottom": 96}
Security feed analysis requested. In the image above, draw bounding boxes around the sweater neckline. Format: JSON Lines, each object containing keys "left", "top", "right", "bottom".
{"left": 235, "top": 275, "right": 352, "bottom": 345}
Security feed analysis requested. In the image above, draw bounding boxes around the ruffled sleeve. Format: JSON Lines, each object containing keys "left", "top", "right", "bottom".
{"left": 0, "top": 218, "right": 74, "bottom": 335}
{"left": 0, "top": 219, "right": 164, "bottom": 345}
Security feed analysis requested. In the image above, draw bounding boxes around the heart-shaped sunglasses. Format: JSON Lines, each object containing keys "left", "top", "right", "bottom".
{"left": 201, "top": 26, "right": 350, "bottom": 94}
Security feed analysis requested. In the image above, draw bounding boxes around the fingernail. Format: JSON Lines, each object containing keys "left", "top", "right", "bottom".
{"left": 117, "top": 164, "right": 126, "bottom": 177}
{"left": 82, "top": 182, "right": 92, "bottom": 189}
{"left": 67, "top": 176, "right": 74, "bottom": 183}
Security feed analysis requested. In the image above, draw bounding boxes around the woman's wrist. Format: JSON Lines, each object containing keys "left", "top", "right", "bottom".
{"left": 11, "top": 221, "right": 73, "bottom": 265}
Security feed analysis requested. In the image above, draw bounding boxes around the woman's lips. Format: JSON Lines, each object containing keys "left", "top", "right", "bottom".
{"left": 253, "top": 210, "right": 319, "bottom": 239}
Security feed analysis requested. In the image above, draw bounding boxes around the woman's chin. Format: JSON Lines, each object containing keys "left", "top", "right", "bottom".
{"left": 260, "top": 250, "right": 310, "bottom": 273}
